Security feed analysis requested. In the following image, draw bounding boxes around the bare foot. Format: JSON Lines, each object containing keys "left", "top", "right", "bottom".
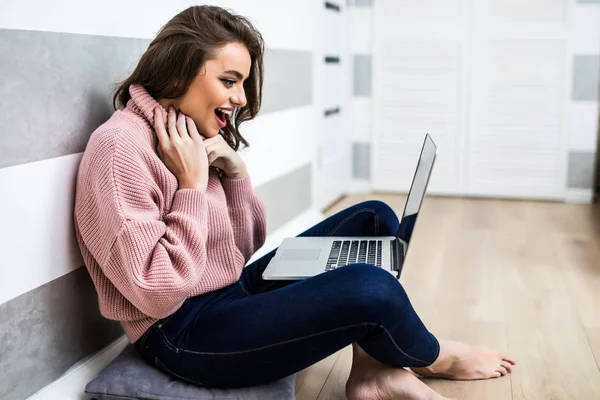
{"left": 346, "top": 343, "right": 453, "bottom": 400}
{"left": 411, "top": 339, "right": 517, "bottom": 380}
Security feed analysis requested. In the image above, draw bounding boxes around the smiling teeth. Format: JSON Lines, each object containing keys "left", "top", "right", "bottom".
{"left": 217, "top": 108, "right": 233, "bottom": 116}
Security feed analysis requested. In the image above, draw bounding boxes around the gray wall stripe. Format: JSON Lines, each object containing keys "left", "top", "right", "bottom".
{"left": 578, "top": 0, "right": 600, "bottom": 3}
{"left": 572, "top": 55, "right": 600, "bottom": 102}
{"left": 256, "top": 163, "right": 313, "bottom": 234}
{"left": 353, "top": 54, "right": 372, "bottom": 96}
{"left": 0, "top": 29, "right": 312, "bottom": 169}
{"left": 0, "top": 163, "right": 311, "bottom": 399}
{"left": 0, "top": 267, "right": 123, "bottom": 400}
{"left": 352, "top": 142, "right": 371, "bottom": 179}
{"left": 261, "top": 49, "right": 312, "bottom": 114}
{"left": 567, "top": 151, "right": 597, "bottom": 189}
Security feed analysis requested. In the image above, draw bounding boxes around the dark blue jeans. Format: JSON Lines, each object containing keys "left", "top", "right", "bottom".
{"left": 135, "top": 200, "right": 439, "bottom": 388}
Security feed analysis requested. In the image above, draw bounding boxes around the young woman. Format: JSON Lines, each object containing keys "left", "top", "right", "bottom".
{"left": 74, "top": 6, "right": 515, "bottom": 400}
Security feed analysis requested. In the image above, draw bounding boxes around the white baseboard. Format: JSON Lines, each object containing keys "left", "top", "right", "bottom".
{"left": 565, "top": 188, "right": 595, "bottom": 203}
{"left": 27, "top": 208, "right": 326, "bottom": 400}
{"left": 27, "top": 336, "right": 129, "bottom": 400}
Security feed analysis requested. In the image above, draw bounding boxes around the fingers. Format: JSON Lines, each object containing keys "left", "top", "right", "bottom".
{"left": 186, "top": 116, "right": 203, "bottom": 141}
{"left": 153, "top": 109, "right": 168, "bottom": 146}
{"left": 207, "top": 149, "right": 219, "bottom": 165}
{"left": 176, "top": 112, "right": 188, "bottom": 139}
{"left": 167, "top": 106, "right": 179, "bottom": 138}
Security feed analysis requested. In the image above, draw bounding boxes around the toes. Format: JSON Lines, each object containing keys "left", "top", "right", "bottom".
{"left": 501, "top": 360, "right": 513, "bottom": 373}
{"left": 495, "top": 365, "right": 508, "bottom": 376}
{"left": 501, "top": 354, "right": 517, "bottom": 365}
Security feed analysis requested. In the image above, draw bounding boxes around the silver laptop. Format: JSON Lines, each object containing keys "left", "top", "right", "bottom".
{"left": 262, "top": 134, "right": 437, "bottom": 280}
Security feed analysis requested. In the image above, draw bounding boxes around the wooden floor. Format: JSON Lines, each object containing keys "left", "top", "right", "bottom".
{"left": 294, "top": 194, "right": 600, "bottom": 400}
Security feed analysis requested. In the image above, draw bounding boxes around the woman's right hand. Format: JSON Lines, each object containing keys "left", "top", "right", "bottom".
{"left": 154, "top": 106, "right": 209, "bottom": 191}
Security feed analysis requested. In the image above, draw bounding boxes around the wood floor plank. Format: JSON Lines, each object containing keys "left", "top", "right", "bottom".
{"left": 316, "top": 346, "right": 353, "bottom": 400}
{"left": 585, "top": 327, "right": 600, "bottom": 371}
{"left": 298, "top": 194, "right": 600, "bottom": 400}
{"left": 493, "top": 229, "right": 600, "bottom": 400}
{"left": 295, "top": 351, "right": 343, "bottom": 400}
{"left": 422, "top": 221, "right": 512, "bottom": 399}
{"left": 556, "top": 234, "right": 600, "bottom": 329}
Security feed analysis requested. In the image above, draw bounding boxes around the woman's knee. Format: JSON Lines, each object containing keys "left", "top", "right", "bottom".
{"left": 335, "top": 264, "right": 409, "bottom": 312}
{"left": 356, "top": 200, "right": 395, "bottom": 216}
{"left": 355, "top": 200, "right": 398, "bottom": 236}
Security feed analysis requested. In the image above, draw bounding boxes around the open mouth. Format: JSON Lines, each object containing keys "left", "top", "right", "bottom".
{"left": 214, "top": 108, "right": 232, "bottom": 129}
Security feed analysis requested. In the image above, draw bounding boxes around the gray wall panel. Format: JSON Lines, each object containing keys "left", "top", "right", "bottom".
{"left": 567, "top": 151, "right": 597, "bottom": 189}
{"left": 353, "top": 54, "right": 372, "bottom": 96}
{"left": 352, "top": 142, "right": 371, "bottom": 179}
{"left": 0, "top": 30, "right": 312, "bottom": 169}
{"left": 0, "top": 268, "right": 123, "bottom": 400}
{"left": 256, "top": 163, "right": 312, "bottom": 234}
{"left": 262, "top": 49, "right": 312, "bottom": 114}
{"left": 572, "top": 55, "right": 600, "bottom": 102}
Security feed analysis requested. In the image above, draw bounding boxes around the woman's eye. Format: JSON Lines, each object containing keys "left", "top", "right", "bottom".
{"left": 221, "top": 79, "right": 235, "bottom": 88}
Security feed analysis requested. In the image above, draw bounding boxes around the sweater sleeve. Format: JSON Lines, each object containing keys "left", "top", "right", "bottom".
{"left": 93, "top": 145, "right": 210, "bottom": 319}
{"left": 221, "top": 175, "right": 267, "bottom": 263}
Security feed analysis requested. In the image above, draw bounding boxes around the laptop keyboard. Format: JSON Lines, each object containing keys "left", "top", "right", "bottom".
{"left": 326, "top": 240, "right": 383, "bottom": 271}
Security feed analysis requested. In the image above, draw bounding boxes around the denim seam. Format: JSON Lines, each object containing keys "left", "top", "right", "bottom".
{"left": 157, "top": 321, "right": 433, "bottom": 364}
{"left": 238, "top": 280, "right": 252, "bottom": 296}
{"left": 158, "top": 313, "right": 175, "bottom": 328}
{"left": 156, "top": 327, "right": 181, "bottom": 353}
{"left": 256, "top": 281, "right": 278, "bottom": 294}
{"left": 138, "top": 329, "right": 150, "bottom": 350}
{"left": 327, "top": 208, "right": 377, "bottom": 236}
{"left": 379, "top": 325, "right": 437, "bottom": 365}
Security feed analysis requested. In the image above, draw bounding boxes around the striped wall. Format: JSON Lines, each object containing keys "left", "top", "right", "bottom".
{"left": 348, "top": 0, "right": 373, "bottom": 192}
{"left": 568, "top": 0, "right": 600, "bottom": 199}
{"left": 0, "top": 2, "right": 315, "bottom": 399}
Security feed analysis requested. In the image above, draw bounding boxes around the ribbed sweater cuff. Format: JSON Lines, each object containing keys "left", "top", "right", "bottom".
{"left": 172, "top": 189, "right": 208, "bottom": 216}
{"left": 221, "top": 175, "right": 254, "bottom": 209}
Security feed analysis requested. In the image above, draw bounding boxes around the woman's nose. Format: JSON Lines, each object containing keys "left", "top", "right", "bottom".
{"left": 231, "top": 92, "right": 247, "bottom": 108}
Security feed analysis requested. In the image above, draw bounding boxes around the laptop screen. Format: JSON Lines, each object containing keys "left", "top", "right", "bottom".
{"left": 396, "top": 134, "right": 437, "bottom": 244}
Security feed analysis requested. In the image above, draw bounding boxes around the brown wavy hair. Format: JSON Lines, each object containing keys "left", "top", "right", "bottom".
{"left": 113, "top": 5, "right": 264, "bottom": 151}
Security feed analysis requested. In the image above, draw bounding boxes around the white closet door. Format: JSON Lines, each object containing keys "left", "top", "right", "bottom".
{"left": 467, "top": 0, "right": 569, "bottom": 199}
{"left": 371, "top": 0, "right": 468, "bottom": 195}
{"left": 313, "top": 1, "right": 352, "bottom": 210}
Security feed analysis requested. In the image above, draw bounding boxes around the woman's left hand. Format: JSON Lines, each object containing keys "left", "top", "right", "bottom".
{"left": 203, "top": 134, "right": 248, "bottom": 179}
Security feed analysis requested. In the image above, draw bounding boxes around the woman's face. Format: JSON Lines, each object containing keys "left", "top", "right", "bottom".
{"left": 166, "top": 42, "right": 251, "bottom": 138}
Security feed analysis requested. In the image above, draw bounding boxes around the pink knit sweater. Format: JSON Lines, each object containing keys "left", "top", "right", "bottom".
{"left": 74, "top": 85, "right": 267, "bottom": 343}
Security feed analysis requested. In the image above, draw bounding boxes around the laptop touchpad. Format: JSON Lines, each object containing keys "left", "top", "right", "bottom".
{"left": 280, "top": 249, "right": 321, "bottom": 261}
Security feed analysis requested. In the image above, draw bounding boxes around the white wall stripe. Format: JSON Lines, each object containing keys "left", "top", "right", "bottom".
{"left": 350, "top": 97, "right": 371, "bottom": 143}
{"left": 0, "top": 0, "right": 313, "bottom": 51}
{"left": 573, "top": 3, "right": 600, "bottom": 55}
{"left": 0, "top": 105, "right": 314, "bottom": 306}
{"left": 239, "top": 105, "right": 315, "bottom": 187}
{"left": 0, "top": 153, "right": 84, "bottom": 306}
{"left": 569, "top": 102, "right": 600, "bottom": 152}
{"left": 350, "top": 6, "right": 372, "bottom": 54}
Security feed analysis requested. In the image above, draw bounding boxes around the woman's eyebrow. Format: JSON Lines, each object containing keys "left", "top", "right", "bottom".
{"left": 223, "top": 70, "right": 247, "bottom": 81}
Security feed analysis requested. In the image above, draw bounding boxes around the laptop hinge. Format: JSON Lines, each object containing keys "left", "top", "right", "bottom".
{"left": 391, "top": 238, "right": 406, "bottom": 279}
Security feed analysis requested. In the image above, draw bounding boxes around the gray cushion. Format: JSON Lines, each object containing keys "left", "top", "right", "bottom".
{"left": 85, "top": 345, "right": 296, "bottom": 400}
